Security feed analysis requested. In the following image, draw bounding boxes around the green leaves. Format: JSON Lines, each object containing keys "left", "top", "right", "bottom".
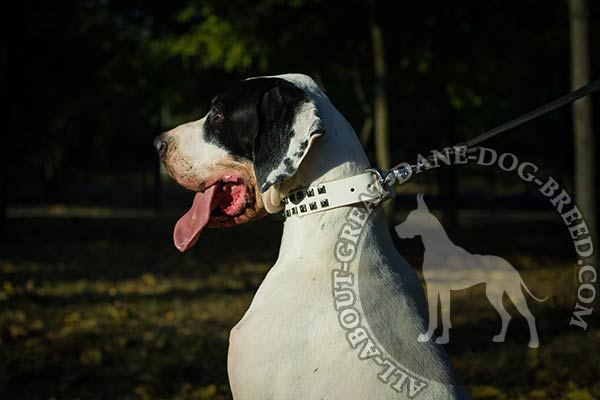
{"left": 170, "top": 16, "right": 254, "bottom": 71}
{"left": 152, "top": 4, "right": 265, "bottom": 72}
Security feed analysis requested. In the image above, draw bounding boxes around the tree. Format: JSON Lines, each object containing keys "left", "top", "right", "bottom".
{"left": 568, "top": 0, "right": 596, "bottom": 258}
{"left": 367, "top": 0, "right": 392, "bottom": 216}
{"left": 368, "top": 0, "right": 390, "bottom": 171}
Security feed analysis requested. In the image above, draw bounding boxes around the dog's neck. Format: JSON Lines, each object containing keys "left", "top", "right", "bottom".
{"left": 270, "top": 76, "right": 391, "bottom": 263}
{"left": 417, "top": 214, "right": 453, "bottom": 250}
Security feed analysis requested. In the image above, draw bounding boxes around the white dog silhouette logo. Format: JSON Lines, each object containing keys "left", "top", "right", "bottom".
{"left": 395, "top": 194, "right": 547, "bottom": 348}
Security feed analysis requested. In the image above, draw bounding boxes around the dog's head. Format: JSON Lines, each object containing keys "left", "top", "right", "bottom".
{"left": 154, "top": 75, "right": 325, "bottom": 252}
{"left": 395, "top": 194, "right": 438, "bottom": 239}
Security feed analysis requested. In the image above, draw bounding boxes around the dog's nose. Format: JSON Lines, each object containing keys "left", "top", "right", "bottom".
{"left": 153, "top": 135, "right": 168, "bottom": 158}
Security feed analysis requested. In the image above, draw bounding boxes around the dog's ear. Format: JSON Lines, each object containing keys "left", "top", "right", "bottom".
{"left": 416, "top": 193, "right": 429, "bottom": 211}
{"left": 253, "top": 83, "right": 325, "bottom": 193}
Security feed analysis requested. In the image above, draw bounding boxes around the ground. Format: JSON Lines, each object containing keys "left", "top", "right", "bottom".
{"left": 0, "top": 206, "right": 598, "bottom": 399}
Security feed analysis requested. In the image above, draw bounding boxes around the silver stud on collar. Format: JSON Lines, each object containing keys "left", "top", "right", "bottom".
{"left": 281, "top": 171, "right": 383, "bottom": 219}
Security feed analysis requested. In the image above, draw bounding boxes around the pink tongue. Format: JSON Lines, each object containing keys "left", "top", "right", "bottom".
{"left": 173, "top": 186, "right": 218, "bottom": 252}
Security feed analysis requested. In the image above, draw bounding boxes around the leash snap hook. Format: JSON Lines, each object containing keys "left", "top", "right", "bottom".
{"left": 365, "top": 167, "right": 396, "bottom": 201}
{"left": 366, "top": 167, "right": 397, "bottom": 186}
{"left": 366, "top": 167, "right": 391, "bottom": 185}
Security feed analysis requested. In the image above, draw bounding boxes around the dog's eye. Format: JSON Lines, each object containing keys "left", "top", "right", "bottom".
{"left": 212, "top": 109, "right": 224, "bottom": 121}
{"left": 209, "top": 96, "right": 225, "bottom": 122}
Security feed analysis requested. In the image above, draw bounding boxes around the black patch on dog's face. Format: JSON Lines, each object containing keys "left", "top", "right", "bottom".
{"left": 203, "top": 77, "right": 324, "bottom": 192}
{"left": 203, "top": 77, "right": 299, "bottom": 161}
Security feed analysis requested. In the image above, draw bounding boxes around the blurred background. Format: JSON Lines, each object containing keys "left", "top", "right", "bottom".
{"left": 1, "top": 0, "right": 599, "bottom": 399}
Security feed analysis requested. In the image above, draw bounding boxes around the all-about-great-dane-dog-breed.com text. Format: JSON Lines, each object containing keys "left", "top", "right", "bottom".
{"left": 153, "top": 74, "right": 471, "bottom": 399}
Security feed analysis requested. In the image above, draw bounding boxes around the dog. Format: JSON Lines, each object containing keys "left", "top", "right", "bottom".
{"left": 395, "top": 194, "right": 547, "bottom": 349}
{"left": 154, "top": 74, "right": 470, "bottom": 399}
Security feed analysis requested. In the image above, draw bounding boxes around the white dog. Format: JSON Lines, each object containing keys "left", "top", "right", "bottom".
{"left": 155, "top": 74, "right": 470, "bottom": 399}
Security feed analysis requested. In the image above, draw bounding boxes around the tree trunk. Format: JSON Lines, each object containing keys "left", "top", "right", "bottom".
{"left": 568, "top": 0, "right": 597, "bottom": 259}
{"left": 368, "top": 2, "right": 390, "bottom": 171}
{"left": 351, "top": 70, "right": 374, "bottom": 148}
{"left": 368, "top": 0, "right": 392, "bottom": 216}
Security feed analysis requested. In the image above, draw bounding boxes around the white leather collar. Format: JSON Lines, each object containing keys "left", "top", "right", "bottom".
{"left": 281, "top": 171, "right": 389, "bottom": 218}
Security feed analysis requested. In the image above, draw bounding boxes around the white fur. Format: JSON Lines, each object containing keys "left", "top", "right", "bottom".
{"left": 166, "top": 117, "right": 231, "bottom": 180}
{"left": 228, "top": 74, "right": 470, "bottom": 399}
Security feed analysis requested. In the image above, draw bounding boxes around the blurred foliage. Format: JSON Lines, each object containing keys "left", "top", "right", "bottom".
{"left": 155, "top": 4, "right": 265, "bottom": 71}
{"left": 3, "top": 0, "right": 599, "bottom": 201}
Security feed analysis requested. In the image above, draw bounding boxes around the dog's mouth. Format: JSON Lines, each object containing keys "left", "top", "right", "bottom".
{"left": 173, "top": 175, "right": 250, "bottom": 252}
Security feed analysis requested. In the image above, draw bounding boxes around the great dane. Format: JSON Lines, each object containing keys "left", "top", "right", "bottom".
{"left": 154, "top": 74, "right": 470, "bottom": 399}
{"left": 395, "top": 194, "right": 546, "bottom": 348}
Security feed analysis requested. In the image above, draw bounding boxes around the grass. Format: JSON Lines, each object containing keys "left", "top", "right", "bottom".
{"left": 0, "top": 208, "right": 598, "bottom": 399}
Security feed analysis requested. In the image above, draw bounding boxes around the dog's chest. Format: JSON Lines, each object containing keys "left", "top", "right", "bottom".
{"left": 229, "top": 263, "right": 333, "bottom": 344}
{"left": 227, "top": 261, "right": 356, "bottom": 398}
